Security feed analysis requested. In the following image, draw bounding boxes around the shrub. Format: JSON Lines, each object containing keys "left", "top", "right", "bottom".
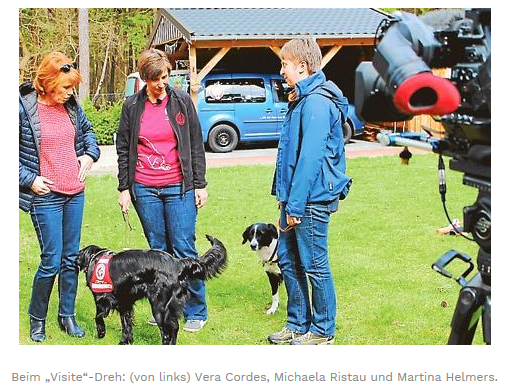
{"left": 82, "top": 99, "right": 122, "bottom": 145}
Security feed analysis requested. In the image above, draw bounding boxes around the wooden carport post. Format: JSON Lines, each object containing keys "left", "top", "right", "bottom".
{"left": 188, "top": 45, "right": 231, "bottom": 109}
{"left": 189, "top": 45, "right": 199, "bottom": 107}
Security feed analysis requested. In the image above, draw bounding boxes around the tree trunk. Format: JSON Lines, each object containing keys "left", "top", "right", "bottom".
{"left": 92, "top": 37, "right": 112, "bottom": 106}
{"left": 78, "top": 8, "right": 90, "bottom": 103}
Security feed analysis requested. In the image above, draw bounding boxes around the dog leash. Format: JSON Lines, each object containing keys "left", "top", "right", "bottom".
{"left": 122, "top": 210, "right": 133, "bottom": 250}
{"left": 277, "top": 219, "right": 295, "bottom": 233}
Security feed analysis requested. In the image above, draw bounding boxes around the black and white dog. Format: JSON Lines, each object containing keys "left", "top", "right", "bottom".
{"left": 242, "top": 223, "right": 282, "bottom": 315}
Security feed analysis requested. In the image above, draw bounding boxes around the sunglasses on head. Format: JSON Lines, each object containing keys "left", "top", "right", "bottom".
{"left": 60, "top": 62, "right": 78, "bottom": 73}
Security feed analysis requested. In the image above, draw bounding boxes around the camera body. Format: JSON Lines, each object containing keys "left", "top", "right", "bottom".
{"left": 355, "top": 9, "right": 490, "bottom": 170}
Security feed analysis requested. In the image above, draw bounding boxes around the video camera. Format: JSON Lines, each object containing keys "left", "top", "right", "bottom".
{"left": 354, "top": 9, "right": 491, "bottom": 344}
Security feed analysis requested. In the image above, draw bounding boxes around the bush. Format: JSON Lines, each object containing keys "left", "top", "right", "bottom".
{"left": 82, "top": 99, "right": 122, "bottom": 145}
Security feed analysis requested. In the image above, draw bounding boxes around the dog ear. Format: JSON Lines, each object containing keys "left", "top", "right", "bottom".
{"left": 268, "top": 223, "right": 279, "bottom": 239}
{"left": 77, "top": 245, "right": 102, "bottom": 270}
{"left": 242, "top": 225, "right": 252, "bottom": 244}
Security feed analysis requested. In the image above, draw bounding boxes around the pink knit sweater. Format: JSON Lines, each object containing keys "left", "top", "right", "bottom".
{"left": 38, "top": 103, "right": 84, "bottom": 195}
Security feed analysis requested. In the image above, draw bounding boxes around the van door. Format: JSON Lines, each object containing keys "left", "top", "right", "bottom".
{"left": 271, "top": 78, "right": 289, "bottom": 132}
{"left": 198, "top": 79, "right": 235, "bottom": 142}
{"left": 233, "top": 77, "right": 278, "bottom": 141}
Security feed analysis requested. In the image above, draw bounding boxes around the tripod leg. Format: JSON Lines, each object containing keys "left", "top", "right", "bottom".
{"left": 482, "top": 295, "right": 491, "bottom": 345}
{"left": 447, "top": 277, "right": 484, "bottom": 345}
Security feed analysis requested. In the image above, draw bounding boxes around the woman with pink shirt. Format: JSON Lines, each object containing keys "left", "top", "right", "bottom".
{"left": 19, "top": 52, "right": 100, "bottom": 342}
{"left": 116, "top": 49, "right": 209, "bottom": 333}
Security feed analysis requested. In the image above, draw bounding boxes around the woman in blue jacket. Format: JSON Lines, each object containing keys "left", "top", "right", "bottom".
{"left": 268, "top": 39, "right": 352, "bottom": 345}
{"left": 19, "top": 52, "right": 100, "bottom": 342}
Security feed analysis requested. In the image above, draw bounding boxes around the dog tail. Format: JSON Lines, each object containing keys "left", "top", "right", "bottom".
{"left": 181, "top": 235, "right": 227, "bottom": 281}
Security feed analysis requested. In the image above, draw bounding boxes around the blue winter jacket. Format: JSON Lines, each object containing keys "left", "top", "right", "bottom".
{"left": 273, "top": 71, "right": 352, "bottom": 217}
{"left": 19, "top": 82, "right": 100, "bottom": 212}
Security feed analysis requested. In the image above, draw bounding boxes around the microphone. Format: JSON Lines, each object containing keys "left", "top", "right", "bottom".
{"left": 148, "top": 97, "right": 162, "bottom": 105}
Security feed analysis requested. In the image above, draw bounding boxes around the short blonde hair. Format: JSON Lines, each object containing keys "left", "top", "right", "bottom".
{"left": 137, "top": 49, "right": 172, "bottom": 81}
{"left": 33, "top": 52, "right": 82, "bottom": 96}
{"left": 280, "top": 39, "right": 322, "bottom": 74}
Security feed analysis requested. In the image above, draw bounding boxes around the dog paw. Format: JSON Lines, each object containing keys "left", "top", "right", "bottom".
{"left": 266, "top": 307, "right": 278, "bottom": 315}
{"left": 97, "top": 330, "right": 106, "bottom": 338}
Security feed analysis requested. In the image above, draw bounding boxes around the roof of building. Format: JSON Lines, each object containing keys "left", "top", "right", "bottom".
{"left": 152, "top": 8, "right": 390, "bottom": 45}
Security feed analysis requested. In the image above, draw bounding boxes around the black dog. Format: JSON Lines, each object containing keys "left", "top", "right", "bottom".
{"left": 77, "top": 235, "right": 227, "bottom": 345}
{"left": 242, "top": 223, "right": 282, "bottom": 314}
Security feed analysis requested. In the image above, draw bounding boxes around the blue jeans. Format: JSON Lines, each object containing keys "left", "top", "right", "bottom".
{"left": 29, "top": 191, "right": 85, "bottom": 320}
{"left": 132, "top": 183, "right": 207, "bottom": 321}
{"left": 278, "top": 201, "right": 338, "bottom": 337}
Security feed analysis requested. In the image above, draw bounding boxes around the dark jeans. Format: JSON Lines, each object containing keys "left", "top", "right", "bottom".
{"left": 132, "top": 182, "right": 207, "bottom": 321}
{"left": 28, "top": 191, "right": 85, "bottom": 320}
{"left": 278, "top": 201, "right": 338, "bottom": 337}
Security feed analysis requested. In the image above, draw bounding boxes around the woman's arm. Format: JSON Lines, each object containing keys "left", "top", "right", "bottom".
{"left": 116, "top": 100, "right": 132, "bottom": 192}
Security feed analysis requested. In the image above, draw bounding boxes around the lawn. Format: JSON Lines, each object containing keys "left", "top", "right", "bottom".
{"left": 18, "top": 153, "right": 482, "bottom": 345}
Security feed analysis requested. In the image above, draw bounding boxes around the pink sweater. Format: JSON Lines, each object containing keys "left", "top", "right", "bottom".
{"left": 135, "top": 96, "right": 183, "bottom": 186}
{"left": 38, "top": 103, "right": 84, "bottom": 195}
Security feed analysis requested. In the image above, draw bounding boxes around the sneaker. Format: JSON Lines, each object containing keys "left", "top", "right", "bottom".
{"left": 148, "top": 316, "right": 157, "bottom": 326}
{"left": 267, "top": 327, "right": 304, "bottom": 344}
{"left": 183, "top": 319, "right": 207, "bottom": 332}
{"left": 290, "top": 331, "right": 335, "bottom": 345}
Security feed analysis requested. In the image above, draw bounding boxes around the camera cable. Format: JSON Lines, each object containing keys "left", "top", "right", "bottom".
{"left": 438, "top": 155, "right": 474, "bottom": 241}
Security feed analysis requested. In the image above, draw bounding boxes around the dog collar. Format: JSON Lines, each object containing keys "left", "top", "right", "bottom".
{"left": 90, "top": 251, "right": 115, "bottom": 293}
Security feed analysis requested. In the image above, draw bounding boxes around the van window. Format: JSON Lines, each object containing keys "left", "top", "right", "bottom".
{"left": 272, "top": 79, "right": 290, "bottom": 103}
{"left": 233, "top": 78, "right": 266, "bottom": 103}
{"left": 205, "top": 79, "right": 234, "bottom": 104}
{"left": 205, "top": 78, "right": 266, "bottom": 104}
{"left": 125, "top": 77, "right": 138, "bottom": 96}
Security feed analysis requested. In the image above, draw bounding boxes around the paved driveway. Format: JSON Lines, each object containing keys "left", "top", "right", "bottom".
{"left": 90, "top": 139, "right": 428, "bottom": 175}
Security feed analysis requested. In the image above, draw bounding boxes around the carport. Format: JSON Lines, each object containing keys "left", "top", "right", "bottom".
{"left": 147, "top": 8, "right": 389, "bottom": 106}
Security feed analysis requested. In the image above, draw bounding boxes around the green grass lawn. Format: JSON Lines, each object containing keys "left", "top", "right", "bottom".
{"left": 19, "top": 153, "right": 482, "bottom": 345}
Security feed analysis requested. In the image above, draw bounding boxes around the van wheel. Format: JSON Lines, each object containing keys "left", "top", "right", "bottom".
{"left": 208, "top": 124, "right": 239, "bottom": 153}
{"left": 342, "top": 121, "right": 353, "bottom": 144}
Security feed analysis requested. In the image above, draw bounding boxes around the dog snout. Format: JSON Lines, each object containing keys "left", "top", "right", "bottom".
{"left": 250, "top": 243, "right": 258, "bottom": 251}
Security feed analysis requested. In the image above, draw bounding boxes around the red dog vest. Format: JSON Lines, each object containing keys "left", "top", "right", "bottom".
{"left": 90, "top": 252, "right": 114, "bottom": 293}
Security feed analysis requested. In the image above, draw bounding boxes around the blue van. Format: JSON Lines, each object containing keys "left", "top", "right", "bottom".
{"left": 125, "top": 72, "right": 364, "bottom": 152}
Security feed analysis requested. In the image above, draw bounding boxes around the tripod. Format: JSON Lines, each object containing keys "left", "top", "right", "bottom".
{"left": 432, "top": 186, "right": 491, "bottom": 345}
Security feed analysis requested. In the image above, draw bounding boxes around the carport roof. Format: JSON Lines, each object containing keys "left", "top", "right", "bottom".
{"left": 152, "top": 8, "right": 390, "bottom": 45}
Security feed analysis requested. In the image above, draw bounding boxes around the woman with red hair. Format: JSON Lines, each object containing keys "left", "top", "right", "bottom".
{"left": 19, "top": 52, "right": 100, "bottom": 342}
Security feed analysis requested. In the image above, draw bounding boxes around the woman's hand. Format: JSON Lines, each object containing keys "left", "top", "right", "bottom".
{"left": 286, "top": 214, "right": 301, "bottom": 228}
{"left": 195, "top": 188, "right": 208, "bottom": 209}
{"left": 118, "top": 190, "right": 132, "bottom": 213}
{"left": 77, "top": 154, "right": 94, "bottom": 182}
{"left": 30, "top": 176, "right": 53, "bottom": 195}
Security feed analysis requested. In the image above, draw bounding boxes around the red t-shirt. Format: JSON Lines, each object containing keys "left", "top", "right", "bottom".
{"left": 135, "top": 96, "right": 183, "bottom": 186}
{"left": 38, "top": 103, "right": 85, "bottom": 195}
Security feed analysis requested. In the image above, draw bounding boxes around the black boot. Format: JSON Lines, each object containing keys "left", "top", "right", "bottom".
{"left": 58, "top": 316, "right": 85, "bottom": 338}
{"left": 30, "top": 318, "right": 46, "bottom": 342}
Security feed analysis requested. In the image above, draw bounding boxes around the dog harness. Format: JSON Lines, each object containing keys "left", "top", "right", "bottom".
{"left": 90, "top": 251, "right": 115, "bottom": 293}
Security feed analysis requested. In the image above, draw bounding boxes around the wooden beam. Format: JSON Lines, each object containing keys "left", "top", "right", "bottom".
{"left": 197, "top": 47, "right": 231, "bottom": 81}
{"left": 316, "top": 37, "right": 374, "bottom": 46}
{"left": 194, "top": 39, "right": 290, "bottom": 49}
{"left": 193, "top": 37, "right": 374, "bottom": 49}
{"left": 269, "top": 46, "right": 282, "bottom": 58}
{"left": 188, "top": 45, "right": 198, "bottom": 107}
{"left": 321, "top": 45, "right": 343, "bottom": 69}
